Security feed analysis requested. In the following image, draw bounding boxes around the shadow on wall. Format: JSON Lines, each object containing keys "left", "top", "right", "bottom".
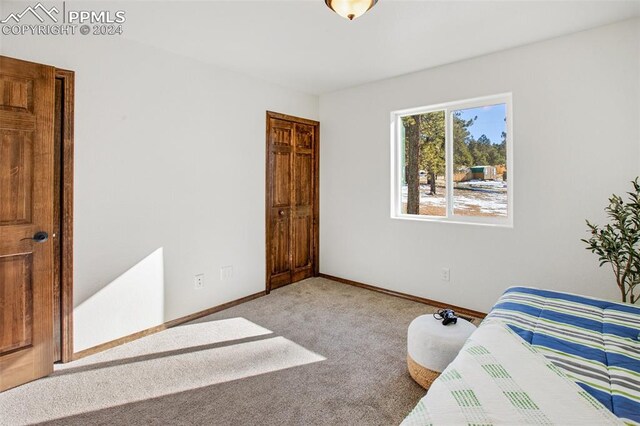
{"left": 74, "top": 248, "right": 165, "bottom": 352}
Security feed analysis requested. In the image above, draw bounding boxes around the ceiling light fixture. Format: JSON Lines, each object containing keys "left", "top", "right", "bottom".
{"left": 325, "top": 0, "right": 378, "bottom": 21}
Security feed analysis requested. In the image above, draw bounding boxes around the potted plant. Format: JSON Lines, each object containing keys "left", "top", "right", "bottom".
{"left": 582, "top": 178, "right": 640, "bottom": 304}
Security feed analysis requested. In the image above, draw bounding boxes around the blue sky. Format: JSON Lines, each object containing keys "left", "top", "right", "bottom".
{"left": 457, "top": 103, "right": 506, "bottom": 144}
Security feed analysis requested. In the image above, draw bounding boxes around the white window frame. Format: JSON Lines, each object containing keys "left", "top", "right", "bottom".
{"left": 390, "top": 93, "right": 513, "bottom": 227}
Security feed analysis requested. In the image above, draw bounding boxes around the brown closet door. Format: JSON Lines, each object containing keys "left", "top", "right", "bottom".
{"left": 266, "top": 112, "right": 318, "bottom": 292}
{"left": 267, "top": 117, "right": 293, "bottom": 289}
{"left": 290, "top": 123, "right": 315, "bottom": 282}
{"left": 0, "top": 56, "right": 56, "bottom": 391}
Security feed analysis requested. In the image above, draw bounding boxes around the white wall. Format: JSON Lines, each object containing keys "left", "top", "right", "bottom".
{"left": 73, "top": 248, "right": 165, "bottom": 350}
{"left": 2, "top": 10, "right": 637, "bottom": 352}
{"left": 319, "top": 19, "right": 640, "bottom": 313}
{"left": 1, "top": 34, "right": 318, "bottom": 351}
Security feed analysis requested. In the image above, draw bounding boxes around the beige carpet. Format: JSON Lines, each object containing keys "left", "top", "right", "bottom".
{"left": 0, "top": 277, "right": 478, "bottom": 425}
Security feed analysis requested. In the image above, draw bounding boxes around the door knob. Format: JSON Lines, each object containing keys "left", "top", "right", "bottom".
{"left": 25, "top": 231, "right": 49, "bottom": 243}
{"left": 33, "top": 231, "right": 49, "bottom": 242}
{"left": 279, "top": 210, "right": 285, "bottom": 216}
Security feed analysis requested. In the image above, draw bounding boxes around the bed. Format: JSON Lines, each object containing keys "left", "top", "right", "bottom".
{"left": 402, "top": 287, "right": 640, "bottom": 425}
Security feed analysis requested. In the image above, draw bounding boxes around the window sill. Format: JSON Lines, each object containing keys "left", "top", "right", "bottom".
{"left": 391, "top": 214, "right": 513, "bottom": 228}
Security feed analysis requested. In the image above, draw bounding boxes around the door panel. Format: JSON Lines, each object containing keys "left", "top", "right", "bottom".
{"left": 272, "top": 152, "right": 290, "bottom": 207}
{"left": 0, "top": 130, "right": 33, "bottom": 224}
{"left": 294, "top": 123, "right": 314, "bottom": 150}
{"left": 0, "top": 254, "right": 33, "bottom": 353}
{"left": 292, "top": 214, "right": 311, "bottom": 269}
{"left": 271, "top": 119, "right": 292, "bottom": 146}
{"left": 0, "top": 56, "right": 55, "bottom": 391}
{"left": 270, "top": 213, "right": 290, "bottom": 276}
{"left": 294, "top": 153, "right": 312, "bottom": 206}
{"left": 266, "top": 113, "right": 318, "bottom": 291}
{"left": 0, "top": 75, "right": 33, "bottom": 113}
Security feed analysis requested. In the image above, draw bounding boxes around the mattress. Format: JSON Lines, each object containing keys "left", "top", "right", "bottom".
{"left": 487, "top": 287, "right": 640, "bottom": 425}
{"left": 402, "top": 320, "right": 624, "bottom": 425}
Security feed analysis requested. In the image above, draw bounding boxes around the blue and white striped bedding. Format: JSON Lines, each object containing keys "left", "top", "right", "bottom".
{"left": 487, "top": 287, "right": 640, "bottom": 425}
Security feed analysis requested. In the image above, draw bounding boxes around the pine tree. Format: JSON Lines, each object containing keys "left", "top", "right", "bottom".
{"left": 403, "top": 115, "right": 420, "bottom": 214}
{"left": 419, "top": 111, "right": 445, "bottom": 195}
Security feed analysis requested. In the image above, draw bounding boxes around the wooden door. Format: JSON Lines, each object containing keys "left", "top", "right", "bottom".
{"left": 266, "top": 112, "right": 319, "bottom": 292}
{"left": 0, "top": 56, "right": 56, "bottom": 391}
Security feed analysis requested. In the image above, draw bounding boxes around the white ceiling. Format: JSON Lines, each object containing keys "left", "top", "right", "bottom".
{"left": 122, "top": 1, "right": 640, "bottom": 94}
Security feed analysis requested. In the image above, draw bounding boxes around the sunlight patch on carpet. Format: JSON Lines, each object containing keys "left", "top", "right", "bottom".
{"left": 0, "top": 318, "right": 325, "bottom": 425}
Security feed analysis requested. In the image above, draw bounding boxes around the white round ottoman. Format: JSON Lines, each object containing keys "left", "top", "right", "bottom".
{"left": 407, "top": 314, "right": 477, "bottom": 389}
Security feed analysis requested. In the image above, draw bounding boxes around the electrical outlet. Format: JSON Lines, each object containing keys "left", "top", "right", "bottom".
{"left": 220, "top": 266, "right": 233, "bottom": 281}
{"left": 194, "top": 274, "right": 204, "bottom": 290}
{"left": 441, "top": 268, "right": 450, "bottom": 282}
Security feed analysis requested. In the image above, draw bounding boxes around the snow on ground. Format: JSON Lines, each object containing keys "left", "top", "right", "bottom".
{"left": 456, "top": 180, "right": 507, "bottom": 191}
{"left": 453, "top": 191, "right": 507, "bottom": 216}
{"left": 401, "top": 183, "right": 507, "bottom": 217}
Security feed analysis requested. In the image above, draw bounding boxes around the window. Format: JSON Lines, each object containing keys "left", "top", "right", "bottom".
{"left": 391, "top": 94, "right": 512, "bottom": 226}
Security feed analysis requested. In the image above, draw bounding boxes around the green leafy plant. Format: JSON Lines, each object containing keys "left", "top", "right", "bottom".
{"left": 582, "top": 178, "right": 640, "bottom": 304}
